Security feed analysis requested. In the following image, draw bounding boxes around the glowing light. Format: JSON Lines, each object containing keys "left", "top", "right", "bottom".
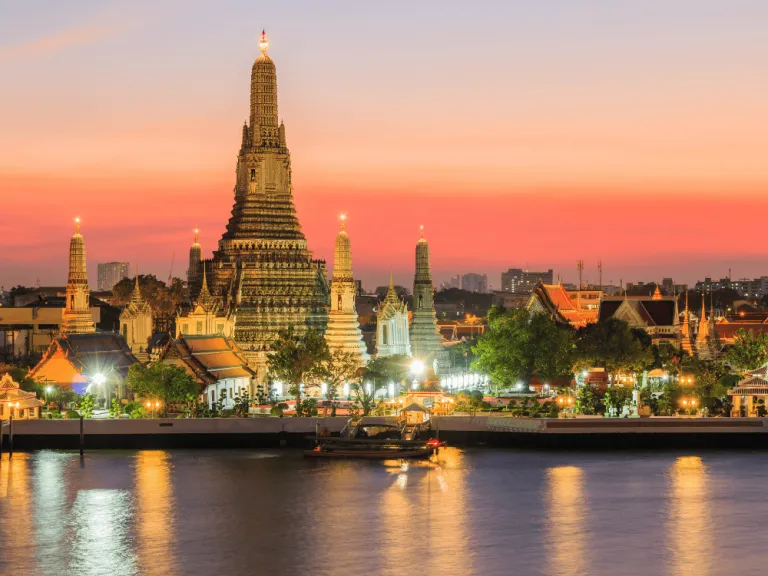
{"left": 410, "top": 359, "right": 425, "bottom": 376}
{"left": 92, "top": 373, "right": 106, "bottom": 386}
{"left": 342, "top": 383, "right": 350, "bottom": 398}
{"left": 259, "top": 30, "right": 269, "bottom": 54}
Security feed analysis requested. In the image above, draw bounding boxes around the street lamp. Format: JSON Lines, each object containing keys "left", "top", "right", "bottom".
{"left": 410, "top": 360, "right": 425, "bottom": 391}
{"left": 92, "top": 372, "right": 108, "bottom": 409}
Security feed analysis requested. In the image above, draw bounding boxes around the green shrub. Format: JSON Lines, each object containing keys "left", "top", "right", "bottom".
{"left": 64, "top": 410, "right": 80, "bottom": 419}
{"left": 123, "top": 401, "right": 141, "bottom": 414}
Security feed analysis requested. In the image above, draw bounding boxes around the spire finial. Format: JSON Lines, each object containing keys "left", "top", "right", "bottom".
{"left": 419, "top": 225, "right": 424, "bottom": 239}
{"left": 339, "top": 213, "right": 346, "bottom": 231}
{"left": 389, "top": 271, "right": 394, "bottom": 289}
{"left": 74, "top": 216, "right": 81, "bottom": 234}
{"left": 259, "top": 29, "right": 269, "bottom": 54}
{"left": 194, "top": 227, "right": 199, "bottom": 244}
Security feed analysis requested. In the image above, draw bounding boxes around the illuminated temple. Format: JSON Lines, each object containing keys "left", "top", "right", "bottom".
{"left": 192, "top": 32, "right": 329, "bottom": 380}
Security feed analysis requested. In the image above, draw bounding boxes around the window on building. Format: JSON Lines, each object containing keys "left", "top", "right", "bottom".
{"left": 196, "top": 321, "right": 203, "bottom": 334}
{"left": 250, "top": 168, "right": 256, "bottom": 182}
{"left": 382, "top": 324, "right": 388, "bottom": 345}
{"left": 217, "top": 323, "right": 223, "bottom": 334}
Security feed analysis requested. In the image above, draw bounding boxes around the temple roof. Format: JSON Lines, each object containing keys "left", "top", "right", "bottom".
{"left": 29, "top": 333, "right": 138, "bottom": 386}
{"left": 527, "top": 282, "right": 588, "bottom": 328}
{"left": 715, "top": 322, "right": 768, "bottom": 341}
{"left": 158, "top": 335, "right": 256, "bottom": 385}
{"left": 0, "top": 374, "right": 43, "bottom": 408}
{"left": 599, "top": 298, "right": 676, "bottom": 326}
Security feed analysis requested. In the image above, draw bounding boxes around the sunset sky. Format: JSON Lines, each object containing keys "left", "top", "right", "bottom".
{"left": 2, "top": 1, "right": 767, "bottom": 291}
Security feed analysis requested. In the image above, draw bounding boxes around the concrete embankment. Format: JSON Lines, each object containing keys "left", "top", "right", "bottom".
{"left": 432, "top": 415, "right": 768, "bottom": 449}
{"left": 1, "top": 417, "right": 349, "bottom": 451}
{"left": 3, "top": 416, "right": 768, "bottom": 451}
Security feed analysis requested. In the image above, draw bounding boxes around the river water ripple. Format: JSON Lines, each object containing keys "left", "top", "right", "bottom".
{"left": 1, "top": 449, "right": 767, "bottom": 575}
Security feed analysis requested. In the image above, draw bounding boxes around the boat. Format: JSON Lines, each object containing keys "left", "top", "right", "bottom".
{"left": 304, "top": 437, "right": 444, "bottom": 459}
{"left": 304, "top": 445, "right": 436, "bottom": 460}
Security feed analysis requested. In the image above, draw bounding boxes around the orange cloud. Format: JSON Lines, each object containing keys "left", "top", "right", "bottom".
{"left": 0, "top": 22, "right": 115, "bottom": 64}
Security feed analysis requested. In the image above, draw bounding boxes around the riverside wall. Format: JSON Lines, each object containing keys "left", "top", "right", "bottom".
{"left": 3, "top": 416, "right": 768, "bottom": 451}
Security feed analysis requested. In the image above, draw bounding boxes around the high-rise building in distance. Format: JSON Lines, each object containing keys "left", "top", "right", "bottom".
{"left": 461, "top": 273, "right": 488, "bottom": 293}
{"left": 97, "top": 262, "right": 129, "bottom": 291}
{"left": 501, "top": 268, "right": 553, "bottom": 293}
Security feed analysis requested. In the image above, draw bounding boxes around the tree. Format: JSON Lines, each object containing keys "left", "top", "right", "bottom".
{"left": 724, "top": 329, "right": 768, "bottom": 372}
{"left": 472, "top": 307, "right": 575, "bottom": 387}
{"left": 76, "top": 393, "right": 95, "bottom": 418}
{"left": 690, "top": 359, "right": 732, "bottom": 415}
{"left": 126, "top": 363, "right": 200, "bottom": 406}
{"left": 603, "top": 386, "right": 633, "bottom": 416}
{"left": 111, "top": 274, "right": 187, "bottom": 327}
{"left": 323, "top": 350, "right": 363, "bottom": 416}
{"left": 364, "top": 355, "right": 410, "bottom": 391}
{"left": 575, "top": 318, "right": 652, "bottom": 383}
{"left": 574, "top": 386, "right": 605, "bottom": 415}
{"left": 351, "top": 380, "right": 384, "bottom": 417}
{"left": 267, "top": 327, "right": 329, "bottom": 417}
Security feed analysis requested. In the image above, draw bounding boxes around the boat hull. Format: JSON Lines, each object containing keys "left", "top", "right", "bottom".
{"left": 304, "top": 447, "right": 435, "bottom": 460}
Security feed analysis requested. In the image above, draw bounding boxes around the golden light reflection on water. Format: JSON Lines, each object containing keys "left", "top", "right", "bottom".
{"left": 135, "top": 450, "right": 176, "bottom": 575}
{"left": 546, "top": 465, "right": 587, "bottom": 576}
{"left": 668, "top": 456, "right": 712, "bottom": 576}
{"left": 378, "top": 448, "right": 472, "bottom": 575}
{"left": 0, "top": 454, "right": 34, "bottom": 568}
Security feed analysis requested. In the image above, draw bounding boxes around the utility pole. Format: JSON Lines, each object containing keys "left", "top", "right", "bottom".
{"left": 597, "top": 260, "right": 603, "bottom": 291}
{"left": 577, "top": 260, "right": 584, "bottom": 309}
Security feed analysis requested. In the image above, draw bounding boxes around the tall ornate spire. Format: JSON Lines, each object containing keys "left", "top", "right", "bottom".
{"left": 250, "top": 29, "right": 279, "bottom": 148}
{"left": 208, "top": 32, "right": 329, "bottom": 381}
{"left": 325, "top": 214, "right": 369, "bottom": 365}
{"left": 130, "top": 266, "right": 142, "bottom": 304}
{"left": 652, "top": 284, "right": 662, "bottom": 300}
{"left": 187, "top": 227, "right": 202, "bottom": 301}
{"left": 62, "top": 217, "right": 95, "bottom": 334}
{"left": 333, "top": 214, "right": 352, "bottom": 280}
{"left": 410, "top": 226, "right": 444, "bottom": 371}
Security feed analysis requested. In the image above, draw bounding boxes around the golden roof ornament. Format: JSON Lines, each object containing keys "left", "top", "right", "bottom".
{"left": 259, "top": 30, "right": 269, "bottom": 55}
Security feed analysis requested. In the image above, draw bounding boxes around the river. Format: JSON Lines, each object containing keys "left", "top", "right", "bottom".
{"left": 1, "top": 448, "right": 766, "bottom": 575}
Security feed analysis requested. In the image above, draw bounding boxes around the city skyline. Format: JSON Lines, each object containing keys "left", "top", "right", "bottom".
{"left": 3, "top": 1, "right": 768, "bottom": 289}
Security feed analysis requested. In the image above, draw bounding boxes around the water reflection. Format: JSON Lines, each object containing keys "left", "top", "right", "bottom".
{"left": 546, "top": 466, "right": 587, "bottom": 576}
{"left": 0, "top": 454, "right": 34, "bottom": 570}
{"left": 135, "top": 451, "right": 177, "bottom": 575}
{"left": 69, "top": 489, "right": 137, "bottom": 575}
{"left": 422, "top": 448, "right": 472, "bottom": 575}
{"left": 668, "top": 456, "right": 712, "bottom": 576}
{"left": 33, "top": 452, "right": 68, "bottom": 574}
